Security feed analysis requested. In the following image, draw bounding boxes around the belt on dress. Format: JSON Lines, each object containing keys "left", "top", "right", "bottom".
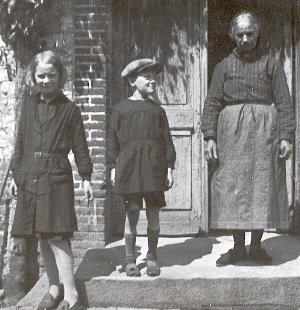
{"left": 34, "top": 152, "right": 65, "bottom": 159}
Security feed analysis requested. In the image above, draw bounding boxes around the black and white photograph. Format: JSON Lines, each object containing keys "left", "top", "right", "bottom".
{"left": 0, "top": 0, "right": 299, "bottom": 309}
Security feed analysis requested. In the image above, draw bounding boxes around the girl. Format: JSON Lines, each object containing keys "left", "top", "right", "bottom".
{"left": 11, "top": 50, "right": 93, "bottom": 310}
{"left": 108, "top": 58, "right": 176, "bottom": 277}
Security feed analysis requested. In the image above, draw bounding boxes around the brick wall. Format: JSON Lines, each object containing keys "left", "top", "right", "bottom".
{"left": 72, "top": 0, "right": 111, "bottom": 257}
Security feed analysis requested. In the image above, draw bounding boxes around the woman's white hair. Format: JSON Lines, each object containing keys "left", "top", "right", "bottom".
{"left": 229, "top": 11, "right": 261, "bottom": 40}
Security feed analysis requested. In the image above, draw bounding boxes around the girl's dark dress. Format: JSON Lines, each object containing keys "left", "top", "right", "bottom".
{"left": 107, "top": 99, "right": 176, "bottom": 195}
{"left": 11, "top": 91, "right": 92, "bottom": 237}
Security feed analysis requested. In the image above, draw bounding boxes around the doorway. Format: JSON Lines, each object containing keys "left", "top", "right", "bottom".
{"left": 109, "top": 0, "right": 208, "bottom": 236}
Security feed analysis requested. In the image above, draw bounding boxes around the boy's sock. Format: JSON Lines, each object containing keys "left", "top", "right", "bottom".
{"left": 147, "top": 227, "right": 160, "bottom": 260}
{"left": 250, "top": 230, "right": 264, "bottom": 249}
{"left": 233, "top": 230, "right": 245, "bottom": 249}
{"left": 124, "top": 233, "right": 137, "bottom": 264}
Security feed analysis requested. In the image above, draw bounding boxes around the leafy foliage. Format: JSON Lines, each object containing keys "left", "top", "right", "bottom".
{"left": 0, "top": 0, "right": 49, "bottom": 52}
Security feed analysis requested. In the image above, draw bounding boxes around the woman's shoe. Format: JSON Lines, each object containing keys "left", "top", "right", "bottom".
{"left": 216, "top": 246, "right": 247, "bottom": 267}
{"left": 248, "top": 247, "right": 272, "bottom": 265}
{"left": 57, "top": 299, "right": 85, "bottom": 310}
{"left": 37, "top": 292, "right": 62, "bottom": 310}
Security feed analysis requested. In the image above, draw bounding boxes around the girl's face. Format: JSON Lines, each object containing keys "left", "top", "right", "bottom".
{"left": 131, "top": 71, "right": 157, "bottom": 97}
{"left": 34, "top": 62, "right": 60, "bottom": 95}
{"left": 233, "top": 17, "right": 258, "bottom": 53}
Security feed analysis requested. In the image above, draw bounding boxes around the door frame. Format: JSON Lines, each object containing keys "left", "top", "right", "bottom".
{"left": 198, "top": 0, "right": 209, "bottom": 233}
{"left": 293, "top": 0, "right": 300, "bottom": 230}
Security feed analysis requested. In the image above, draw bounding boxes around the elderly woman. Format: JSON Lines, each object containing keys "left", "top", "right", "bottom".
{"left": 201, "top": 12, "right": 295, "bottom": 267}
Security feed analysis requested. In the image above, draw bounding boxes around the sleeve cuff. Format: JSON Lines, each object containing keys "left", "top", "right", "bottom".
{"left": 81, "top": 175, "right": 91, "bottom": 182}
{"left": 168, "top": 162, "right": 175, "bottom": 170}
{"left": 279, "top": 133, "right": 294, "bottom": 143}
{"left": 202, "top": 129, "right": 217, "bottom": 141}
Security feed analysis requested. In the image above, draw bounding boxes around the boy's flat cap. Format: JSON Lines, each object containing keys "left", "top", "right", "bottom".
{"left": 121, "top": 58, "right": 162, "bottom": 78}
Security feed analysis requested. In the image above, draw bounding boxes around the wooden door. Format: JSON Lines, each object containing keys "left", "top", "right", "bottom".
{"left": 111, "top": 0, "right": 208, "bottom": 235}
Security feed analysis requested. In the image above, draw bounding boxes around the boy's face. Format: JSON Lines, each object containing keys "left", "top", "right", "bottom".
{"left": 34, "top": 62, "right": 60, "bottom": 95}
{"left": 130, "top": 70, "right": 157, "bottom": 97}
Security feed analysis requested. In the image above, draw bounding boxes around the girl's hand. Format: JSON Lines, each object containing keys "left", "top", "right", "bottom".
{"left": 10, "top": 179, "right": 17, "bottom": 197}
{"left": 205, "top": 139, "right": 218, "bottom": 161}
{"left": 83, "top": 180, "right": 94, "bottom": 201}
{"left": 111, "top": 168, "right": 115, "bottom": 187}
{"left": 279, "top": 140, "right": 292, "bottom": 160}
{"left": 167, "top": 168, "right": 174, "bottom": 189}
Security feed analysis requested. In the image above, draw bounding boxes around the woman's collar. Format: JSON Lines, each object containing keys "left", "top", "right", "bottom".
{"left": 233, "top": 44, "right": 265, "bottom": 61}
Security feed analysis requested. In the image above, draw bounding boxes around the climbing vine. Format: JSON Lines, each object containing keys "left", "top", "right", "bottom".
{"left": 0, "top": 0, "right": 50, "bottom": 53}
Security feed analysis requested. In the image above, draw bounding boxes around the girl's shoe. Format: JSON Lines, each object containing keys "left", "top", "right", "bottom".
{"left": 37, "top": 292, "right": 62, "bottom": 310}
{"left": 57, "top": 299, "right": 85, "bottom": 310}
{"left": 146, "top": 253, "right": 160, "bottom": 277}
{"left": 125, "top": 262, "right": 141, "bottom": 277}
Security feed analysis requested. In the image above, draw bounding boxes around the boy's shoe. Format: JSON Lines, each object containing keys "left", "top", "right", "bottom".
{"left": 146, "top": 253, "right": 161, "bottom": 276}
{"left": 125, "top": 262, "right": 141, "bottom": 277}
{"left": 248, "top": 247, "right": 272, "bottom": 264}
{"left": 216, "top": 246, "right": 247, "bottom": 267}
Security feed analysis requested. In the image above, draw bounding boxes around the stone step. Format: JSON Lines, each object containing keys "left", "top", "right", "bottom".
{"left": 17, "top": 233, "right": 300, "bottom": 309}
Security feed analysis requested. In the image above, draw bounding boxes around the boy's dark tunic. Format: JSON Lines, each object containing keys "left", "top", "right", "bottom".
{"left": 11, "top": 92, "right": 92, "bottom": 237}
{"left": 107, "top": 99, "right": 176, "bottom": 194}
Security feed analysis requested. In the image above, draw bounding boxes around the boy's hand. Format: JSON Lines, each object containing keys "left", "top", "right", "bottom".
{"left": 205, "top": 139, "right": 218, "bottom": 161}
{"left": 111, "top": 168, "right": 116, "bottom": 187}
{"left": 279, "top": 140, "right": 292, "bottom": 160}
{"left": 167, "top": 168, "right": 174, "bottom": 189}
{"left": 83, "top": 180, "right": 94, "bottom": 201}
{"left": 10, "top": 179, "right": 17, "bottom": 197}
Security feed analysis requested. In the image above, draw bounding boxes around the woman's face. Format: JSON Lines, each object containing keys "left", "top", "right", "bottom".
{"left": 232, "top": 18, "right": 258, "bottom": 52}
{"left": 34, "top": 62, "right": 60, "bottom": 95}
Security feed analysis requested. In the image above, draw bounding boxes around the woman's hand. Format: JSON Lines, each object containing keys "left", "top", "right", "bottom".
{"left": 205, "top": 139, "right": 218, "bottom": 161}
{"left": 83, "top": 180, "right": 94, "bottom": 201}
{"left": 167, "top": 168, "right": 174, "bottom": 189}
{"left": 10, "top": 179, "right": 17, "bottom": 197}
{"left": 279, "top": 140, "right": 292, "bottom": 160}
{"left": 111, "top": 168, "right": 115, "bottom": 187}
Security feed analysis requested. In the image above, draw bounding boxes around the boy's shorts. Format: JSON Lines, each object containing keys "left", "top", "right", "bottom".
{"left": 123, "top": 192, "right": 166, "bottom": 209}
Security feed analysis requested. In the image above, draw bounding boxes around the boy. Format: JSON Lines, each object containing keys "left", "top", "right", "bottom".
{"left": 108, "top": 59, "right": 176, "bottom": 277}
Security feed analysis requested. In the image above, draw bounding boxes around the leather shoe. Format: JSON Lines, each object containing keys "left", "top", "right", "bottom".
{"left": 57, "top": 299, "right": 85, "bottom": 310}
{"left": 37, "top": 292, "right": 62, "bottom": 310}
{"left": 248, "top": 247, "right": 272, "bottom": 264}
{"left": 216, "top": 246, "right": 247, "bottom": 267}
